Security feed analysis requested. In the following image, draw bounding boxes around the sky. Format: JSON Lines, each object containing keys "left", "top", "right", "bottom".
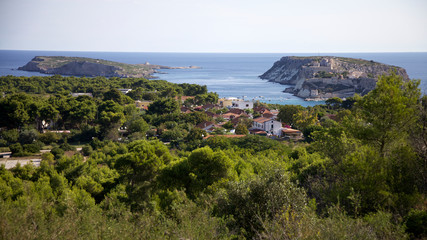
{"left": 0, "top": 0, "right": 426, "bottom": 53}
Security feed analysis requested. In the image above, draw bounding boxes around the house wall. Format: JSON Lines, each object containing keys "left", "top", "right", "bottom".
{"left": 218, "top": 99, "right": 234, "bottom": 108}
{"left": 263, "top": 120, "right": 283, "bottom": 136}
{"left": 232, "top": 101, "right": 253, "bottom": 109}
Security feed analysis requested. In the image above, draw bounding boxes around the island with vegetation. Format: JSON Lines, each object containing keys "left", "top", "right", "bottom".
{"left": 0, "top": 73, "right": 426, "bottom": 239}
{"left": 18, "top": 56, "right": 201, "bottom": 78}
{"left": 260, "top": 56, "right": 409, "bottom": 100}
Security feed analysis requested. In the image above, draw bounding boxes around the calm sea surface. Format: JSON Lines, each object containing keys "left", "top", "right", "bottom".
{"left": 1, "top": 50, "right": 426, "bottom": 107}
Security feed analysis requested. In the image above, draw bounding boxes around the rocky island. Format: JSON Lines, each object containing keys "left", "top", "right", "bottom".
{"left": 259, "top": 56, "right": 409, "bottom": 100}
{"left": 18, "top": 56, "right": 200, "bottom": 78}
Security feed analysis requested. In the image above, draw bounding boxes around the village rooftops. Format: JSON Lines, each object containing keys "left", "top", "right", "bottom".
{"left": 282, "top": 128, "right": 302, "bottom": 134}
{"left": 253, "top": 117, "right": 273, "bottom": 123}
{"left": 195, "top": 121, "right": 215, "bottom": 129}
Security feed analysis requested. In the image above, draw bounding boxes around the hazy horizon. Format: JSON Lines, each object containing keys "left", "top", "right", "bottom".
{"left": 1, "top": 0, "right": 426, "bottom": 53}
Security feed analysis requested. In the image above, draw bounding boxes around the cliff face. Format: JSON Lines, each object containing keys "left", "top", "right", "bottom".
{"left": 259, "top": 56, "right": 409, "bottom": 99}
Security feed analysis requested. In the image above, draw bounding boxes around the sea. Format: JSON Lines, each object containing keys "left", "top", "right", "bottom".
{"left": 1, "top": 50, "right": 426, "bottom": 107}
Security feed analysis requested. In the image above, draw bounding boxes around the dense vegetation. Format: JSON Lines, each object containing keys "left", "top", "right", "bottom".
{"left": 0, "top": 74, "right": 426, "bottom": 239}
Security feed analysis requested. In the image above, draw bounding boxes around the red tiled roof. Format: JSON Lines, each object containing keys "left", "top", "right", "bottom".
{"left": 282, "top": 128, "right": 302, "bottom": 134}
{"left": 223, "top": 112, "right": 240, "bottom": 119}
{"left": 253, "top": 117, "right": 273, "bottom": 123}
{"left": 262, "top": 113, "right": 275, "bottom": 119}
{"left": 253, "top": 106, "right": 270, "bottom": 113}
{"left": 228, "top": 108, "right": 245, "bottom": 115}
{"left": 195, "top": 121, "right": 215, "bottom": 129}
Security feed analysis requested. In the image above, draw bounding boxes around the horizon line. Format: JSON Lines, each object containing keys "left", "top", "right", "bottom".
{"left": 1, "top": 49, "right": 427, "bottom": 54}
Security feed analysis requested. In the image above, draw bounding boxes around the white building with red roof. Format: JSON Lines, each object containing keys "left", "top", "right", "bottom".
{"left": 252, "top": 117, "right": 283, "bottom": 136}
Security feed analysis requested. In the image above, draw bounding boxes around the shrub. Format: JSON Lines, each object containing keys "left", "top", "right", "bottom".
{"left": 50, "top": 147, "right": 64, "bottom": 160}
{"left": 405, "top": 209, "right": 427, "bottom": 239}
{"left": 23, "top": 143, "right": 41, "bottom": 153}
{"left": 9, "top": 143, "right": 23, "bottom": 155}
{"left": 81, "top": 145, "right": 93, "bottom": 156}
{"left": 60, "top": 142, "right": 76, "bottom": 151}
{"left": 19, "top": 128, "right": 39, "bottom": 144}
{"left": 0, "top": 139, "right": 7, "bottom": 147}
{"left": 39, "top": 132, "right": 61, "bottom": 144}
{"left": 41, "top": 152, "right": 55, "bottom": 165}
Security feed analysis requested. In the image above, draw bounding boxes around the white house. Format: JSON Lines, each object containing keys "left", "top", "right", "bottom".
{"left": 231, "top": 100, "right": 253, "bottom": 110}
{"left": 71, "top": 93, "right": 93, "bottom": 97}
{"left": 252, "top": 117, "right": 283, "bottom": 136}
{"left": 118, "top": 89, "right": 132, "bottom": 94}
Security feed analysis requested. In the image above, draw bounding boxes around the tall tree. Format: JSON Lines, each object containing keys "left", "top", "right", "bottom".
{"left": 352, "top": 73, "right": 420, "bottom": 156}
{"left": 277, "top": 105, "right": 304, "bottom": 126}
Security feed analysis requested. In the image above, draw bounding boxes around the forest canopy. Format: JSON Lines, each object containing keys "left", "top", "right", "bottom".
{"left": 0, "top": 74, "right": 426, "bottom": 239}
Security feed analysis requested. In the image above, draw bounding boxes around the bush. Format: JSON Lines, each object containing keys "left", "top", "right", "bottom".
{"left": 39, "top": 132, "right": 61, "bottom": 144}
{"left": 9, "top": 143, "right": 23, "bottom": 155}
{"left": 60, "top": 142, "right": 76, "bottom": 151}
{"left": 0, "top": 129, "right": 19, "bottom": 143}
{"left": 405, "top": 209, "right": 427, "bottom": 239}
{"left": 0, "top": 139, "right": 7, "bottom": 147}
{"left": 50, "top": 147, "right": 64, "bottom": 160}
{"left": 19, "top": 128, "right": 39, "bottom": 144}
{"left": 41, "top": 152, "right": 55, "bottom": 165}
{"left": 81, "top": 145, "right": 93, "bottom": 156}
{"left": 23, "top": 143, "right": 41, "bottom": 153}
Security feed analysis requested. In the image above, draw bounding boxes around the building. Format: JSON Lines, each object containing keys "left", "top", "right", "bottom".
{"left": 218, "top": 97, "right": 239, "bottom": 108}
{"left": 118, "top": 89, "right": 132, "bottom": 94}
{"left": 231, "top": 100, "right": 253, "bottom": 110}
{"left": 71, "top": 93, "right": 93, "bottom": 97}
{"left": 281, "top": 128, "right": 303, "bottom": 140}
{"left": 222, "top": 112, "right": 240, "bottom": 120}
{"left": 201, "top": 104, "right": 217, "bottom": 111}
{"left": 135, "top": 100, "right": 152, "bottom": 110}
{"left": 252, "top": 117, "right": 283, "bottom": 136}
{"left": 195, "top": 121, "right": 219, "bottom": 133}
{"left": 180, "top": 107, "right": 192, "bottom": 113}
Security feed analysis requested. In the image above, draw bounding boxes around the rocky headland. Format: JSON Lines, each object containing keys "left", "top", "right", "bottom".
{"left": 18, "top": 56, "right": 201, "bottom": 78}
{"left": 259, "top": 56, "right": 409, "bottom": 100}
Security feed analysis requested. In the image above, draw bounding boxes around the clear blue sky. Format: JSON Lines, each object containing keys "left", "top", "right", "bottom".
{"left": 1, "top": 0, "right": 426, "bottom": 53}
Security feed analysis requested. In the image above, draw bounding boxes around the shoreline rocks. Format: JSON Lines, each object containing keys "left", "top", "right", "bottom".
{"left": 260, "top": 56, "right": 409, "bottom": 100}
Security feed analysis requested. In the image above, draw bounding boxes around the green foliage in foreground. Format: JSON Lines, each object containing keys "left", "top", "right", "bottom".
{"left": 0, "top": 73, "right": 426, "bottom": 239}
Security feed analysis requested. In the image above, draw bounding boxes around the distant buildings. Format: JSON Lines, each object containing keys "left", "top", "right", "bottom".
{"left": 71, "top": 93, "right": 93, "bottom": 97}
{"left": 231, "top": 100, "right": 253, "bottom": 110}
{"left": 135, "top": 100, "right": 152, "bottom": 110}
{"left": 281, "top": 128, "right": 303, "bottom": 140}
{"left": 218, "top": 97, "right": 238, "bottom": 108}
{"left": 118, "top": 89, "right": 132, "bottom": 94}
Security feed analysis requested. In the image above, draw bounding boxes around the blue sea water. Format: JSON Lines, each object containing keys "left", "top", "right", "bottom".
{"left": 0, "top": 50, "right": 426, "bottom": 107}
